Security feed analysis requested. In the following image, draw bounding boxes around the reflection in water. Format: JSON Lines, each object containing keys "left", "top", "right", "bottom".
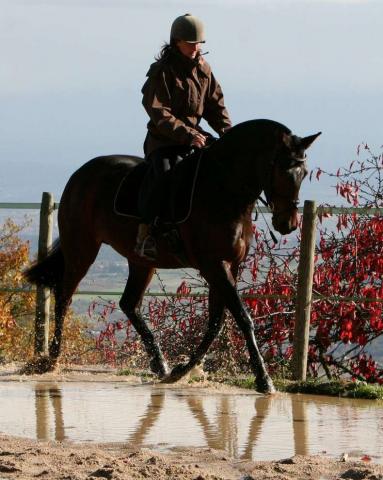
{"left": 241, "top": 396, "right": 272, "bottom": 459}
{"left": 34, "top": 384, "right": 65, "bottom": 441}
{"left": 1, "top": 383, "right": 381, "bottom": 462}
{"left": 185, "top": 396, "right": 238, "bottom": 455}
{"left": 184, "top": 395, "right": 274, "bottom": 459}
{"left": 292, "top": 397, "right": 309, "bottom": 456}
{"left": 127, "top": 392, "right": 164, "bottom": 446}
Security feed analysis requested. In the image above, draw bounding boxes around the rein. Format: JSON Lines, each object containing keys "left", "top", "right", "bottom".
{"left": 255, "top": 196, "right": 278, "bottom": 244}
{"left": 257, "top": 195, "right": 269, "bottom": 208}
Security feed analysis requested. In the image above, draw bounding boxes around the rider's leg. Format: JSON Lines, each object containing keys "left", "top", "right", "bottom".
{"left": 135, "top": 149, "right": 170, "bottom": 259}
{"left": 135, "top": 146, "right": 192, "bottom": 259}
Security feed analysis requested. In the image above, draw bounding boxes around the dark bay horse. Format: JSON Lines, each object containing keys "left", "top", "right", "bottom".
{"left": 25, "top": 119, "right": 320, "bottom": 393}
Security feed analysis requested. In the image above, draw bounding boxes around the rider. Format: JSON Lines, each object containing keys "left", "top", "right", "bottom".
{"left": 136, "top": 13, "right": 232, "bottom": 259}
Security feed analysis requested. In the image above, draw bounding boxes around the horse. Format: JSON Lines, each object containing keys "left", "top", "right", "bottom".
{"left": 25, "top": 119, "right": 320, "bottom": 393}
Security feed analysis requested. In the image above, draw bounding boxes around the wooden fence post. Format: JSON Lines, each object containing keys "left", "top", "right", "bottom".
{"left": 34, "top": 192, "right": 54, "bottom": 355}
{"left": 292, "top": 200, "right": 317, "bottom": 381}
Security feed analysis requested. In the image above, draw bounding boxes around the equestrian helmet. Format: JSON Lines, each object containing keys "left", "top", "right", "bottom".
{"left": 170, "top": 13, "right": 205, "bottom": 43}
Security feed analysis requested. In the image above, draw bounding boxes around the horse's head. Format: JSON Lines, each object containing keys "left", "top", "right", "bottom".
{"left": 265, "top": 131, "right": 321, "bottom": 234}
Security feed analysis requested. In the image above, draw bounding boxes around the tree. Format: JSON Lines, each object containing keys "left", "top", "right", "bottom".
{"left": 0, "top": 218, "right": 35, "bottom": 360}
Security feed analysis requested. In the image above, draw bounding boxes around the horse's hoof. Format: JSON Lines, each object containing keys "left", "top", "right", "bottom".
{"left": 160, "top": 363, "right": 188, "bottom": 384}
{"left": 19, "top": 356, "right": 56, "bottom": 375}
{"left": 149, "top": 358, "right": 170, "bottom": 379}
{"left": 256, "top": 377, "right": 277, "bottom": 395}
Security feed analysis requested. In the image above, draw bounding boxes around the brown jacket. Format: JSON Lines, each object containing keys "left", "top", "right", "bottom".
{"left": 142, "top": 49, "right": 232, "bottom": 156}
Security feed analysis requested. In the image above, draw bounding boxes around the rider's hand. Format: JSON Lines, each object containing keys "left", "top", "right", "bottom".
{"left": 191, "top": 133, "right": 207, "bottom": 148}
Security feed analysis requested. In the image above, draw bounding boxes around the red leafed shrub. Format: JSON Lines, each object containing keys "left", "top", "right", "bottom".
{"left": 94, "top": 145, "right": 383, "bottom": 383}
{"left": 307, "top": 144, "right": 383, "bottom": 383}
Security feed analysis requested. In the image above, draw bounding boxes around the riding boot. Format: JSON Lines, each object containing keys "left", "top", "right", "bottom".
{"left": 134, "top": 223, "right": 157, "bottom": 260}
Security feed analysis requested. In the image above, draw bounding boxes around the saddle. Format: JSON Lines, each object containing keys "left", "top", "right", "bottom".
{"left": 114, "top": 150, "right": 202, "bottom": 224}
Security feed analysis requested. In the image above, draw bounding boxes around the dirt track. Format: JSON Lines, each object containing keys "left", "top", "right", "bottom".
{"left": 1, "top": 433, "right": 383, "bottom": 480}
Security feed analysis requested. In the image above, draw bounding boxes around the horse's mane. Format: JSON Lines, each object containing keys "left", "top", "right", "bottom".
{"left": 210, "top": 119, "right": 291, "bottom": 155}
{"left": 194, "top": 120, "right": 287, "bottom": 174}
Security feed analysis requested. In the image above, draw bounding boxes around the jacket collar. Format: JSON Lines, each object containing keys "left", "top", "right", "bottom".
{"left": 168, "top": 48, "right": 211, "bottom": 77}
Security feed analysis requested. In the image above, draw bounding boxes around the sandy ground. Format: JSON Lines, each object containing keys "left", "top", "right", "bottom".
{"left": 1, "top": 364, "right": 383, "bottom": 480}
{"left": 2, "top": 433, "right": 383, "bottom": 480}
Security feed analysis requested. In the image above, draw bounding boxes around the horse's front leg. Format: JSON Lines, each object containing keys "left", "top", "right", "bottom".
{"left": 120, "top": 264, "right": 169, "bottom": 378}
{"left": 202, "top": 261, "right": 275, "bottom": 394}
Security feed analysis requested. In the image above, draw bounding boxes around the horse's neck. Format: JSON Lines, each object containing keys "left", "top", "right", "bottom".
{"left": 194, "top": 150, "right": 258, "bottom": 223}
{"left": 203, "top": 141, "right": 264, "bottom": 204}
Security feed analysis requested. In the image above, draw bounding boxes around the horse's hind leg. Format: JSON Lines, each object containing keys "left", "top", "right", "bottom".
{"left": 165, "top": 285, "right": 225, "bottom": 382}
{"left": 119, "top": 263, "right": 170, "bottom": 378}
{"left": 165, "top": 263, "right": 238, "bottom": 383}
{"left": 50, "top": 242, "right": 101, "bottom": 362}
{"left": 49, "top": 274, "right": 77, "bottom": 361}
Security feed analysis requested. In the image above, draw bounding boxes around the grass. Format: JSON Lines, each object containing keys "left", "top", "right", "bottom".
{"left": 206, "top": 374, "right": 383, "bottom": 400}
{"left": 274, "top": 378, "right": 383, "bottom": 400}
{"left": 116, "top": 367, "right": 383, "bottom": 400}
{"left": 216, "top": 375, "right": 258, "bottom": 390}
{"left": 116, "top": 368, "right": 154, "bottom": 381}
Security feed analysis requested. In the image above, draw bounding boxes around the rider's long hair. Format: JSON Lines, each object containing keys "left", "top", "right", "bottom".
{"left": 155, "top": 39, "right": 178, "bottom": 61}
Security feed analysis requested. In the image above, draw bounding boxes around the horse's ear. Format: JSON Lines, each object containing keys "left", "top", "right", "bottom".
{"left": 300, "top": 132, "right": 322, "bottom": 150}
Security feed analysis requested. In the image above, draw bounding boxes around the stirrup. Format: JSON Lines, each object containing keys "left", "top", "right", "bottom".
{"left": 135, "top": 234, "right": 157, "bottom": 261}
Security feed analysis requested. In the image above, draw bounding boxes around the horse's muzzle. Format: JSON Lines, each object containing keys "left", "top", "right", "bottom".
{"left": 272, "top": 209, "right": 299, "bottom": 235}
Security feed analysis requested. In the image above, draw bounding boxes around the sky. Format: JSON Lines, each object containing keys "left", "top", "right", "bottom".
{"left": 1, "top": 0, "right": 382, "bottom": 204}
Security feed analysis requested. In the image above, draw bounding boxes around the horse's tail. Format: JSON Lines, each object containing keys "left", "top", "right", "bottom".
{"left": 24, "top": 240, "right": 64, "bottom": 289}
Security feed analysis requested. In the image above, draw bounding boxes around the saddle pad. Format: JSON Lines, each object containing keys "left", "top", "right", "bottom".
{"left": 114, "top": 152, "right": 201, "bottom": 224}
{"left": 114, "top": 162, "right": 146, "bottom": 219}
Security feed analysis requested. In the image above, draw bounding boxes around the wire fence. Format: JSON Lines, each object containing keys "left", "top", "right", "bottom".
{"left": 3, "top": 198, "right": 383, "bottom": 379}
{"left": 1, "top": 200, "right": 382, "bottom": 302}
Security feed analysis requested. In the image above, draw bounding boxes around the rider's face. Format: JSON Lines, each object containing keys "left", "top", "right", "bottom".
{"left": 176, "top": 40, "right": 202, "bottom": 59}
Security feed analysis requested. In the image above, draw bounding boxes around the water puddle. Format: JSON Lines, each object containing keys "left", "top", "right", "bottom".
{"left": 0, "top": 382, "right": 382, "bottom": 462}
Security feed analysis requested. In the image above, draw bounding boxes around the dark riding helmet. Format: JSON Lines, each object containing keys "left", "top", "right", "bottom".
{"left": 170, "top": 13, "right": 206, "bottom": 43}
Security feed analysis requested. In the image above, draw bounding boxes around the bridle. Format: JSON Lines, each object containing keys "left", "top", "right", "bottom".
{"left": 262, "top": 155, "right": 306, "bottom": 215}
{"left": 256, "top": 157, "right": 305, "bottom": 242}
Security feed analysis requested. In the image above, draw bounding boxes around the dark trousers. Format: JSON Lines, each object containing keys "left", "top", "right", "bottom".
{"left": 138, "top": 145, "right": 193, "bottom": 224}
